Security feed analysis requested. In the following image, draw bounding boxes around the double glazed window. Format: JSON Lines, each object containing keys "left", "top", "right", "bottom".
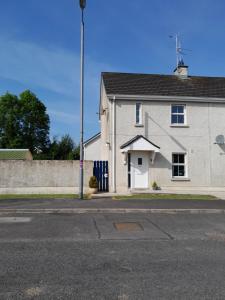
{"left": 172, "top": 153, "right": 186, "bottom": 177}
{"left": 136, "top": 103, "right": 142, "bottom": 125}
{"left": 171, "top": 105, "right": 185, "bottom": 125}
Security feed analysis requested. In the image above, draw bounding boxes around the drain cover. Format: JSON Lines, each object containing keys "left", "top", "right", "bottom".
{"left": 114, "top": 222, "right": 143, "bottom": 232}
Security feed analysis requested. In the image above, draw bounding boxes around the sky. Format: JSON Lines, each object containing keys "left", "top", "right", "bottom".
{"left": 0, "top": 0, "right": 224, "bottom": 144}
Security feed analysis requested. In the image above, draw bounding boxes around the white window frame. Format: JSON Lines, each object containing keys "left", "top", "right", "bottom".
{"left": 171, "top": 104, "right": 186, "bottom": 125}
{"left": 135, "top": 102, "right": 142, "bottom": 125}
{"left": 172, "top": 153, "right": 188, "bottom": 178}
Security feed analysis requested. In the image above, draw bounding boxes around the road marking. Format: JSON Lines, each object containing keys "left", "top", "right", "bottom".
{"left": 205, "top": 232, "right": 225, "bottom": 241}
{"left": 0, "top": 238, "right": 172, "bottom": 244}
{"left": 25, "top": 287, "right": 43, "bottom": 297}
{"left": 0, "top": 217, "right": 31, "bottom": 223}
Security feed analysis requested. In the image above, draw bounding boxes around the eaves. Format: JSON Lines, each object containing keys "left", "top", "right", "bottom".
{"left": 107, "top": 94, "right": 225, "bottom": 104}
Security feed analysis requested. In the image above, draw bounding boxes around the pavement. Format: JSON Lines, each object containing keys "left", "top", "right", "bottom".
{"left": 1, "top": 212, "right": 225, "bottom": 299}
{"left": 93, "top": 190, "right": 225, "bottom": 200}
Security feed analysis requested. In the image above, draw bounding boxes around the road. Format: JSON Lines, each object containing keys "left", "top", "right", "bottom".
{"left": 1, "top": 211, "right": 225, "bottom": 299}
{"left": 1, "top": 197, "right": 225, "bottom": 209}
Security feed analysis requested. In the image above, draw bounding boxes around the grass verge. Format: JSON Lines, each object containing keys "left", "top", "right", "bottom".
{"left": 114, "top": 193, "right": 217, "bottom": 201}
{"left": 0, "top": 194, "right": 90, "bottom": 200}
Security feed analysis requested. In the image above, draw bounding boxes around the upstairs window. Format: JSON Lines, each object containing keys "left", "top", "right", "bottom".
{"left": 171, "top": 104, "right": 186, "bottom": 125}
{"left": 136, "top": 103, "right": 142, "bottom": 125}
{"left": 172, "top": 153, "right": 186, "bottom": 177}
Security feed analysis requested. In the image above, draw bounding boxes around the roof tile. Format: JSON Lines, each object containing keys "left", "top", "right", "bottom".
{"left": 102, "top": 72, "right": 225, "bottom": 99}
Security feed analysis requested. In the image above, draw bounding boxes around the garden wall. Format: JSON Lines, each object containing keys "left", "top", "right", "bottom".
{"left": 0, "top": 160, "right": 93, "bottom": 194}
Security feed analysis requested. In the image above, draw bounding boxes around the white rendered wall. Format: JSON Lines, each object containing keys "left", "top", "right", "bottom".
{"left": 84, "top": 136, "right": 101, "bottom": 161}
{"left": 105, "top": 97, "right": 225, "bottom": 192}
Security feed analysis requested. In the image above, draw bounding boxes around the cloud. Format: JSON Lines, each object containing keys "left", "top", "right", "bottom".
{"left": 48, "top": 110, "right": 80, "bottom": 125}
{"left": 0, "top": 37, "right": 112, "bottom": 98}
{"left": 0, "top": 36, "right": 114, "bottom": 135}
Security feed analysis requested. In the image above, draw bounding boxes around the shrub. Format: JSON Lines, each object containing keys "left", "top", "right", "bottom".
{"left": 89, "top": 176, "right": 98, "bottom": 189}
{"left": 152, "top": 181, "right": 159, "bottom": 190}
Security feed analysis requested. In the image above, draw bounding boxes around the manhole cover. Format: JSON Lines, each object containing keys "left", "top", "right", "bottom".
{"left": 114, "top": 222, "right": 143, "bottom": 232}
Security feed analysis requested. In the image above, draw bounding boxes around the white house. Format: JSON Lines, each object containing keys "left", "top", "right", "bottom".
{"left": 86, "top": 62, "right": 225, "bottom": 193}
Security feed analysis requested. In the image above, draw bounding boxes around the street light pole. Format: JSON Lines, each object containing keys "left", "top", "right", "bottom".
{"left": 79, "top": 0, "right": 86, "bottom": 199}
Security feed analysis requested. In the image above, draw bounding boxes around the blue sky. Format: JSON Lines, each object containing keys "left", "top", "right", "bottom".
{"left": 0, "top": 0, "right": 224, "bottom": 143}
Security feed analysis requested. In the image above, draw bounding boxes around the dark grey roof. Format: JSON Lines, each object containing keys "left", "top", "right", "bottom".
{"left": 120, "top": 135, "right": 160, "bottom": 149}
{"left": 102, "top": 72, "right": 225, "bottom": 98}
{"left": 84, "top": 132, "right": 101, "bottom": 146}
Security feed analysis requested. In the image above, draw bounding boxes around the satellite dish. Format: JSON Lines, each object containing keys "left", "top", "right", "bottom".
{"left": 215, "top": 135, "right": 225, "bottom": 145}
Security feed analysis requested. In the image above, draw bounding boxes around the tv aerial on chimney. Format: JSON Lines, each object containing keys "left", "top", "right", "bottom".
{"left": 169, "top": 34, "right": 191, "bottom": 68}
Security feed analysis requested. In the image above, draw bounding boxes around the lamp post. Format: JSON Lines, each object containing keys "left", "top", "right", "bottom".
{"left": 79, "top": 0, "right": 86, "bottom": 199}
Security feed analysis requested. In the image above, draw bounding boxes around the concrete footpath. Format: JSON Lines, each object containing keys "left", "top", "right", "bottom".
{"left": 1, "top": 197, "right": 225, "bottom": 214}
{"left": 93, "top": 190, "right": 225, "bottom": 200}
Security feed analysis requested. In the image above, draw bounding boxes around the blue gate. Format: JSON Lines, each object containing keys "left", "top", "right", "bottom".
{"left": 93, "top": 161, "right": 109, "bottom": 192}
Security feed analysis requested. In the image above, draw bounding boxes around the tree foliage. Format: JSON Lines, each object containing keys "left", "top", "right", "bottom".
{"left": 0, "top": 90, "right": 79, "bottom": 160}
{"left": 49, "top": 135, "right": 77, "bottom": 160}
{"left": 35, "top": 135, "right": 80, "bottom": 160}
{"left": 0, "top": 90, "right": 50, "bottom": 153}
{"left": 0, "top": 93, "right": 21, "bottom": 148}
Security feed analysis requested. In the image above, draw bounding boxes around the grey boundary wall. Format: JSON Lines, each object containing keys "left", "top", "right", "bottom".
{"left": 0, "top": 160, "right": 93, "bottom": 194}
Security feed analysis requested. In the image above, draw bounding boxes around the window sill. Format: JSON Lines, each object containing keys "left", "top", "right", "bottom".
{"left": 135, "top": 124, "right": 144, "bottom": 127}
{"left": 170, "top": 124, "right": 189, "bottom": 128}
{"left": 171, "top": 177, "right": 190, "bottom": 181}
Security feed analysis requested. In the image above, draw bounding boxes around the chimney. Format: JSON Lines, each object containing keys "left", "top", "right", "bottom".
{"left": 174, "top": 59, "right": 188, "bottom": 77}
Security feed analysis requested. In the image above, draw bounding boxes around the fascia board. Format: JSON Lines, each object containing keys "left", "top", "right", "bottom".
{"left": 107, "top": 94, "right": 225, "bottom": 103}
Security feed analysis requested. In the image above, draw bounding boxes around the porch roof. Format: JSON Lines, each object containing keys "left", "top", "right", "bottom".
{"left": 120, "top": 135, "right": 160, "bottom": 153}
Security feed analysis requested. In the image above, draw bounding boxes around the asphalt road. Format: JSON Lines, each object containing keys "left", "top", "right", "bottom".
{"left": 1, "top": 212, "right": 225, "bottom": 299}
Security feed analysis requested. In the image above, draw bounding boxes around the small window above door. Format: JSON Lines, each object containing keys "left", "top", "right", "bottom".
{"left": 138, "top": 158, "right": 142, "bottom": 165}
{"left": 135, "top": 103, "right": 142, "bottom": 125}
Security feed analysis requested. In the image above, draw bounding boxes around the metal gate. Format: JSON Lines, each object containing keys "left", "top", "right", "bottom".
{"left": 93, "top": 161, "right": 109, "bottom": 192}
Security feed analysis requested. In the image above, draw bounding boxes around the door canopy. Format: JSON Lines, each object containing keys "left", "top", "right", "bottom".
{"left": 120, "top": 135, "right": 160, "bottom": 153}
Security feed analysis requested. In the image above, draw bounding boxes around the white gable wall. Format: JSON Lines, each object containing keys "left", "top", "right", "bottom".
{"left": 84, "top": 135, "right": 101, "bottom": 161}
{"left": 100, "top": 83, "right": 110, "bottom": 161}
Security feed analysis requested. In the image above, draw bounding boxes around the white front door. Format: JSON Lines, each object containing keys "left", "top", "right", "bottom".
{"left": 131, "top": 152, "right": 149, "bottom": 189}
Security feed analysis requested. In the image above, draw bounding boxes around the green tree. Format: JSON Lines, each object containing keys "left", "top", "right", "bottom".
{"left": 19, "top": 90, "right": 50, "bottom": 153}
{"left": 38, "top": 134, "right": 80, "bottom": 160}
{"left": 56, "top": 134, "right": 75, "bottom": 160}
{"left": 73, "top": 144, "right": 80, "bottom": 160}
{"left": 0, "top": 90, "right": 50, "bottom": 154}
{"left": 0, "top": 93, "right": 21, "bottom": 148}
